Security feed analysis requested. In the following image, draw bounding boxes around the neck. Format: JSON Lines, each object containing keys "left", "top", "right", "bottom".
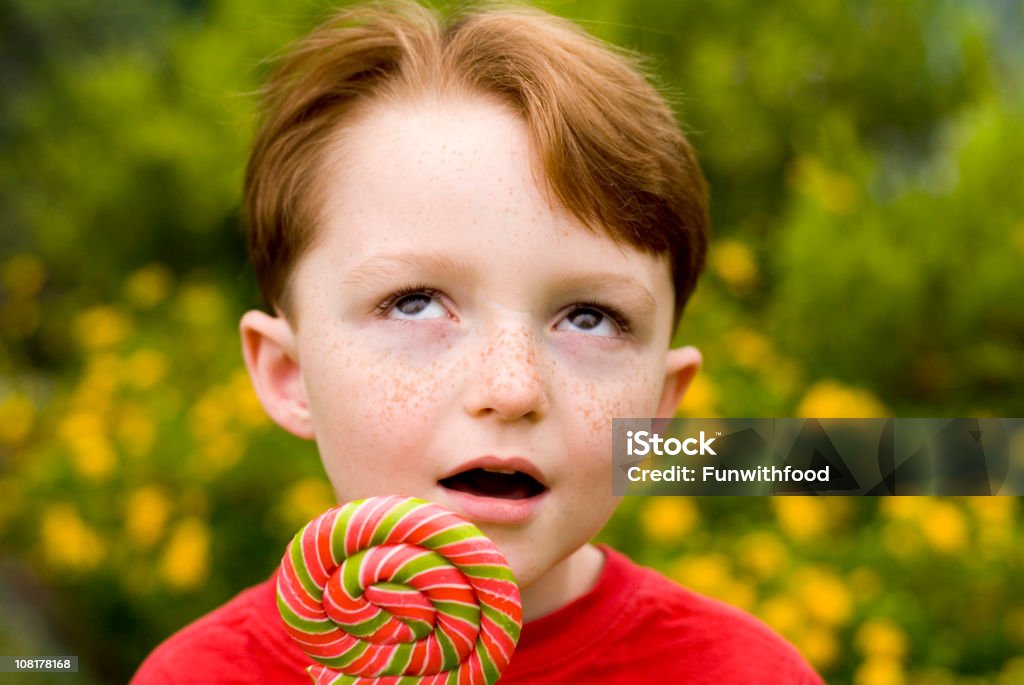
{"left": 519, "top": 543, "right": 605, "bottom": 622}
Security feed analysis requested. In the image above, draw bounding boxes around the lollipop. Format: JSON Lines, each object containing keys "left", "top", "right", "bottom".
{"left": 277, "top": 495, "right": 522, "bottom": 685}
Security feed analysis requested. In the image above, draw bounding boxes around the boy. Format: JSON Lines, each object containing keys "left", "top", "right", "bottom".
{"left": 134, "top": 2, "right": 823, "bottom": 682}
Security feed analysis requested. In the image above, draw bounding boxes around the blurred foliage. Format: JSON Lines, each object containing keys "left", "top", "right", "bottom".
{"left": 1, "top": 0, "right": 1022, "bottom": 683}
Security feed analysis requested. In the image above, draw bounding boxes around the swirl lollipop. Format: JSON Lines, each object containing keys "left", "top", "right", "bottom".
{"left": 277, "top": 495, "right": 522, "bottom": 685}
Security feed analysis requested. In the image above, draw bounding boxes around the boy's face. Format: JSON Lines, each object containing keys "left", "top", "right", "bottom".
{"left": 242, "top": 95, "right": 699, "bottom": 592}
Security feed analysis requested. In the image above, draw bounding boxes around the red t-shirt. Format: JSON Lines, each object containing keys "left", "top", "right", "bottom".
{"left": 131, "top": 546, "right": 823, "bottom": 684}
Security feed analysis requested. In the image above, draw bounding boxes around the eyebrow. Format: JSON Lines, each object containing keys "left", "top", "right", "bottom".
{"left": 343, "top": 253, "right": 477, "bottom": 289}
{"left": 556, "top": 273, "right": 659, "bottom": 318}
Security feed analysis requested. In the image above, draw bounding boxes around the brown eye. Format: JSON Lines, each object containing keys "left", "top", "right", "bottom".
{"left": 568, "top": 308, "right": 603, "bottom": 330}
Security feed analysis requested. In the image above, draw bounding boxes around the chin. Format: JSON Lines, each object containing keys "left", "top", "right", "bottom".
{"left": 503, "top": 550, "right": 548, "bottom": 590}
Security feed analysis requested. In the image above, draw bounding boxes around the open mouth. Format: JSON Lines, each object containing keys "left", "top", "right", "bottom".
{"left": 439, "top": 468, "right": 547, "bottom": 501}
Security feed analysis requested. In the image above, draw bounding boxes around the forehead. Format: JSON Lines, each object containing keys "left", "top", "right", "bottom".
{"left": 299, "top": 94, "right": 674, "bottom": 312}
{"left": 318, "top": 95, "right": 542, "bottom": 239}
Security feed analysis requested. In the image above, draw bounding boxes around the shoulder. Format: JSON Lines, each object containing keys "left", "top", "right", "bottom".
{"left": 615, "top": 549, "right": 824, "bottom": 684}
{"left": 130, "top": 575, "right": 309, "bottom": 685}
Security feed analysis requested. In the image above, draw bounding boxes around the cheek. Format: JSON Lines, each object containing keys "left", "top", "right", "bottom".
{"left": 363, "top": 325, "right": 461, "bottom": 421}
{"left": 554, "top": 352, "right": 663, "bottom": 434}
{"left": 301, "top": 325, "right": 460, "bottom": 456}
{"left": 554, "top": 354, "right": 663, "bottom": 470}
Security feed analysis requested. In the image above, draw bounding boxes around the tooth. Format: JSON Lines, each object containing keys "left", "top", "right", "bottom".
{"left": 482, "top": 468, "right": 517, "bottom": 474}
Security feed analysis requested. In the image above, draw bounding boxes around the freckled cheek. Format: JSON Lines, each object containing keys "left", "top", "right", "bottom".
{"left": 303, "top": 325, "right": 462, "bottom": 457}
{"left": 556, "top": 361, "right": 661, "bottom": 472}
{"left": 552, "top": 353, "right": 662, "bottom": 423}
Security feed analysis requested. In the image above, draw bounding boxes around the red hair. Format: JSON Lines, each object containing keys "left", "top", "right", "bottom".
{"left": 245, "top": 1, "right": 709, "bottom": 325}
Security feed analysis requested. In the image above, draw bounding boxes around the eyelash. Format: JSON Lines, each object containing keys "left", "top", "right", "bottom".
{"left": 571, "top": 299, "right": 633, "bottom": 335}
{"left": 374, "top": 286, "right": 632, "bottom": 334}
{"left": 374, "top": 283, "right": 443, "bottom": 317}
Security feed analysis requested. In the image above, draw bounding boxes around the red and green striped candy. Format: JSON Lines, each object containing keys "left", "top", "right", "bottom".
{"left": 277, "top": 495, "right": 523, "bottom": 685}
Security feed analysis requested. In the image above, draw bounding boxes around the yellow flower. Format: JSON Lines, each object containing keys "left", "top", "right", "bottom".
{"left": 228, "top": 369, "right": 268, "bottom": 428}
{"left": 59, "top": 411, "right": 103, "bottom": 443}
{"left": 40, "top": 504, "right": 105, "bottom": 572}
{"left": 738, "top": 531, "right": 788, "bottom": 579}
{"left": 724, "top": 327, "right": 773, "bottom": 369}
{"left": 190, "top": 391, "right": 228, "bottom": 441}
{"left": 677, "top": 373, "right": 718, "bottom": 418}
{"left": 799, "top": 626, "right": 840, "bottom": 669}
{"left": 796, "top": 380, "right": 888, "bottom": 418}
{"left": 759, "top": 595, "right": 804, "bottom": 636}
{"left": 71, "top": 354, "right": 121, "bottom": 410}
{"left": 73, "top": 306, "right": 131, "bottom": 349}
{"left": 640, "top": 498, "right": 698, "bottom": 545}
{"left": 0, "top": 393, "right": 35, "bottom": 446}
{"left": 69, "top": 434, "right": 117, "bottom": 481}
{"left": 820, "top": 175, "right": 858, "bottom": 214}
{"left": 710, "top": 239, "right": 759, "bottom": 292}
{"left": 125, "top": 486, "right": 171, "bottom": 548}
{"left": 880, "top": 497, "right": 930, "bottom": 521}
{"left": 856, "top": 618, "right": 908, "bottom": 661}
{"left": 125, "top": 349, "right": 167, "bottom": 389}
{"left": 2, "top": 254, "right": 46, "bottom": 298}
{"left": 772, "top": 496, "right": 827, "bottom": 541}
{"left": 882, "top": 497, "right": 967, "bottom": 555}
{"left": 672, "top": 553, "right": 756, "bottom": 610}
{"left": 968, "top": 497, "right": 1015, "bottom": 527}
{"left": 159, "top": 518, "right": 210, "bottom": 590}
{"left": 177, "top": 282, "right": 226, "bottom": 328}
{"left": 672, "top": 554, "right": 732, "bottom": 595}
{"left": 57, "top": 411, "right": 114, "bottom": 481}
{"left": 278, "top": 478, "right": 337, "bottom": 532}
{"left": 789, "top": 155, "right": 860, "bottom": 215}
{"left": 123, "top": 263, "right": 173, "bottom": 309}
{"left": 115, "top": 404, "right": 155, "bottom": 457}
{"left": 855, "top": 656, "right": 906, "bottom": 685}
{"left": 918, "top": 500, "right": 967, "bottom": 553}
{"left": 199, "top": 433, "right": 244, "bottom": 474}
{"left": 60, "top": 411, "right": 116, "bottom": 481}
{"left": 717, "top": 579, "right": 757, "bottom": 612}
{"left": 792, "top": 566, "right": 853, "bottom": 627}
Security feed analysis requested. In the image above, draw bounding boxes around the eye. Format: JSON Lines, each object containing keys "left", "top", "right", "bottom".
{"left": 377, "top": 287, "right": 450, "bottom": 321}
{"left": 555, "top": 304, "right": 628, "bottom": 337}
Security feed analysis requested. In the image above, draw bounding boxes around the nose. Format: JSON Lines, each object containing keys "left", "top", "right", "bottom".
{"left": 463, "top": 325, "right": 550, "bottom": 422}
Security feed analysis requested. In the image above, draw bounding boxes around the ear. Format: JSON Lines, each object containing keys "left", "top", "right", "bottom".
{"left": 239, "top": 310, "right": 315, "bottom": 440}
{"left": 655, "top": 345, "right": 702, "bottom": 419}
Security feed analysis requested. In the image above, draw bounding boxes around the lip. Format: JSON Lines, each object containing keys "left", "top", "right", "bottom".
{"left": 439, "top": 456, "right": 548, "bottom": 486}
{"left": 440, "top": 487, "right": 548, "bottom": 525}
{"left": 438, "top": 456, "right": 549, "bottom": 525}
